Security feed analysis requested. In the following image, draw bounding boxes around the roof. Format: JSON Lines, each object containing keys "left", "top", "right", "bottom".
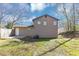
{"left": 33, "top": 14, "right": 59, "bottom": 21}
{"left": 13, "top": 25, "right": 33, "bottom": 28}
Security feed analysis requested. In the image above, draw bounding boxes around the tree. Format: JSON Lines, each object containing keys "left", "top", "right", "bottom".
{"left": 8, "top": 7, "right": 28, "bottom": 28}
{"left": 72, "top": 4, "right": 76, "bottom": 32}
{"left": 62, "top": 3, "right": 70, "bottom": 32}
{"left": 0, "top": 8, "right": 6, "bottom": 28}
{"left": 55, "top": 4, "right": 71, "bottom": 32}
{"left": 57, "top": 3, "right": 77, "bottom": 33}
{"left": 0, "top": 8, "right": 6, "bottom": 38}
{"left": 5, "top": 22, "right": 13, "bottom": 29}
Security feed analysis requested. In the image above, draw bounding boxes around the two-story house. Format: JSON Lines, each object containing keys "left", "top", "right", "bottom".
{"left": 13, "top": 15, "right": 58, "bottom": 38}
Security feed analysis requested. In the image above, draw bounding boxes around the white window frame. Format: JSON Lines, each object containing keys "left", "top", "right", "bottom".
{"left": 15, "top": 28, "right": 19, "bottom": 36}
{"left": 37, "top": 21, "right": 41, "bottom": 24}
{"left": 43, "top": 21, "right": 47, "bottom": 26}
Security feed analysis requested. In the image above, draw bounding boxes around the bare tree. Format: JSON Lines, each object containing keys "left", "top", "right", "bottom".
{"left": 0, "top": 8, "right": 6, "bottom": 28}
{"left": 62, "top": 3, "right": 70, "bottom": 32}
{"left": 72, "top": 4, "right": 76, "bottom": 36}
{"left": 7, "top": 7, "right": 28, "bottom": 28}
{"left": 55, "top": 4, "right": 71, "bottom": 32}
{"left": 58, "top": 4, "right": 77, "bottom": 33}
{"left": 0, "top": 8, "right": 6, "bottom": 38}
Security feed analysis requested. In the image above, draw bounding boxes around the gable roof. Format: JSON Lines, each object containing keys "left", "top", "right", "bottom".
{"left": 33, "top": 14, "right": 59, "bottom": 22}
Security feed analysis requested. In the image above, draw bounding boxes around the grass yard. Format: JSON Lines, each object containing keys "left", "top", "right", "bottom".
{"left": 76, "top": 25, "right": 79, "bottom": 31}
{"left": 0, "top": 37, "right": 79, "bottom": 56}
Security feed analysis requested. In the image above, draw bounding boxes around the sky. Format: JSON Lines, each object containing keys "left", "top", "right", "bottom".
{"left": 0, "top": 3, "right": 79, "bottom": 26}
{"left": 0, "top": 3, "right": 59, "bottom": 26}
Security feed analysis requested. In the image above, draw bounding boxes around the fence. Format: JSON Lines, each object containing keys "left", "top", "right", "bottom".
{"left": 0, "top": 28, "right": 12, "bottom": 38}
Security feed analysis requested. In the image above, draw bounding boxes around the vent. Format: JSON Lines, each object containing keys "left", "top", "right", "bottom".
{"left": 45, "top": 15, "right": 47, "bottom": 18}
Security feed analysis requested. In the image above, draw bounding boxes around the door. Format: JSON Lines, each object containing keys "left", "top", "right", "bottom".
{"left": 15, "top": 28, "right": 19, "bottom": 36}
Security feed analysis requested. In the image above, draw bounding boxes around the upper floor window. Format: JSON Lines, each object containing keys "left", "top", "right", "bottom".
{"left": 43, "top": 21, "right": 47, "bottom": 26}
{"left": 37, "top": 21, "right": 41, "bottom": 24}
{"left": 53, "top": 21, "right": 57, "bottom": 25}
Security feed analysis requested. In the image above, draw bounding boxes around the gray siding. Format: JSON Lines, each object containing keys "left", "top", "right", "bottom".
{"left": 16, "top": 27, "right": 36, "bottom": 37}
{"left": 33, "top": 16, "right": 58, "bottom": 38}
{"left": 15, "top": 15, "right": 58, "bottom": 38}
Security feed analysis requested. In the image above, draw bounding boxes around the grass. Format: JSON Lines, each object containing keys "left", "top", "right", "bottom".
{"left": 0, "top": 38, "right": 50, "bottom": 56}
{"left": 0, "top": 37, "right": 79, "bottom": 56}
{"left": 60, "top": 38, "right": 79, "bottom": 56}
{"left": 76, "top": 25, "right": 79, "bottom": 31}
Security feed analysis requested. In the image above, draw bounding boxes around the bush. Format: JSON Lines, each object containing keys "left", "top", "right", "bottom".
{"left": 5, "top": 22, "right": 13, "bottom": 29}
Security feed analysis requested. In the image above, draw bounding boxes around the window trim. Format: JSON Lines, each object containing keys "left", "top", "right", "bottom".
{"left": 43, "top": 21, "right": 47, "bottom": 26}
{"left": 37, "top": 21, "right": 41, "bottom": 24}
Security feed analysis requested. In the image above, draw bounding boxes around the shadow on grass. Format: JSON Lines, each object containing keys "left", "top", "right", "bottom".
{"left": 19, "top": 37, "right": 57, "bottom": 43}
{"left": 38, "top": 37, "right": 74, "bottom": 56}
{"left": 0, "top": 41, "right": 21, "bottom": 47}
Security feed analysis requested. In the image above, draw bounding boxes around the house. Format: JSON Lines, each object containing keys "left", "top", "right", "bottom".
{"left": 13, "top": 15, "right": 58, "bottom": 38}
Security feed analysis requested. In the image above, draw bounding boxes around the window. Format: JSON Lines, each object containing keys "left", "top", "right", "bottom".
{"left": 15, "top": 28, "right": 19, "bottom": 36}
{"left": 37, "top": 21, "right": 41, "bottom": 24}
{"left": 43, "top": 21, "right": 47, "bottom": 26}
{"left": 53, "top": 21, "right": 57, "bottom": 25}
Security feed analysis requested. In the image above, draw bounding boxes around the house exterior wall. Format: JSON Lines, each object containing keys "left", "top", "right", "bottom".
{"left": 14, "top": 27, "right": 36, "bottom": 37}
{"left": 33, "top": 15, "right": 58, "bottom": 38}
{"left": 14, "top": 15, "right": 58, "bottom": 38}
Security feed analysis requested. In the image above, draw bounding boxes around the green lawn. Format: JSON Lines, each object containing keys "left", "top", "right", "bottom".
{"left": 0, "top": 37, "right": 79, "bottom": 56}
